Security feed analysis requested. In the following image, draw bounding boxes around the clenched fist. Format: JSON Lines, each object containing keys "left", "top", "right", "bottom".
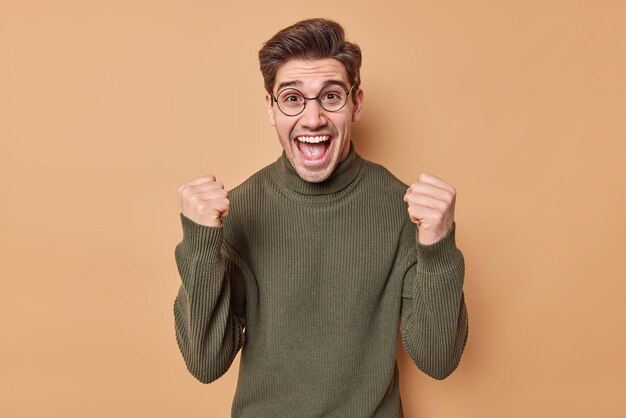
{"left": 403, "top": 173, "right": 456, "bottom": 245}
{"left": 178, "top": 175, "right": 230, "bottom": 227}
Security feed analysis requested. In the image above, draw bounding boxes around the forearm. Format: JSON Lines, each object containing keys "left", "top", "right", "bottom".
{"left": 401, "top": 223, "right": 469, "bottom": 380}
{"left": 173, "top": 214, "right": 245, "bottom": 383}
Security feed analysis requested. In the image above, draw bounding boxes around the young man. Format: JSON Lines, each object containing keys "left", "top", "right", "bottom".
{"left": 174, "top": 18, "right": 468, "bottom": 418}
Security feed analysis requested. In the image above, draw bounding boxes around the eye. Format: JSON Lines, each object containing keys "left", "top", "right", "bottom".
{"left": 278, "top": 90, "right": 304, "bottom": 106}
{"left": 321, "top": 90, "right": 344, "bottom": 103}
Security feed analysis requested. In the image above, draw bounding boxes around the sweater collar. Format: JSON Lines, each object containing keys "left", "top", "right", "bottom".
{"left": 275, "top": 142, "right": 363, "bottom": 196}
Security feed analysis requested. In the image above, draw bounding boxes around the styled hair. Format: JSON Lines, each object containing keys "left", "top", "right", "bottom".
{"left": 258, "top": 18, "right": 362, "bottom": 99}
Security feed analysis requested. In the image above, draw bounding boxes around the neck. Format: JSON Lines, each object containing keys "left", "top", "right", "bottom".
{"left": 273, "top": 142, "right": 363, "bottom": 197}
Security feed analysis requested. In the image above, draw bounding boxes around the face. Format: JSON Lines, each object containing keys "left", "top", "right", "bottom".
{"left": 265, "top": 58, "right": 364, "bottom": 183}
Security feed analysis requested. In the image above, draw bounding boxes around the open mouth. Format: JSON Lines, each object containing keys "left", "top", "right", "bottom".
{"left": 295, "top": 135, "right": 332, "bottom": 165}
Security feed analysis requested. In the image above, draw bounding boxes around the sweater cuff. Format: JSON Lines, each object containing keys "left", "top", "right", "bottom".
{"left": 179, "top": 213, "right": 224, "bottom": 263}
{"left": 415, "top": 222, "right": 464, "bottom": 274}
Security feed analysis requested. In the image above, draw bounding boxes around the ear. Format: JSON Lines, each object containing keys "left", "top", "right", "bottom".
{"left": 351, "top": 88, "right": 364, "bottom": 122}
{"left": 265, "top": 93, "right": 276, "bottom": 126}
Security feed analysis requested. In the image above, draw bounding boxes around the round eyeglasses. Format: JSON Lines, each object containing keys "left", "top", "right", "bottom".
{"left": 272, "top": 83, "right": 355, "bottom": 117}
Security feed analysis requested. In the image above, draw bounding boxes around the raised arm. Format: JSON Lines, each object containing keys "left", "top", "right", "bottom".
{"left": 173, "top": 175, "right": 246, "bottom": 383}
{"left": 400, "top": 173, "right": 469, "bottom": 379}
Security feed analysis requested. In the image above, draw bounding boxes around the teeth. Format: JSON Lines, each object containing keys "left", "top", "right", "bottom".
{"left": 297, "top": 135, "right": 329, "bottom": 143}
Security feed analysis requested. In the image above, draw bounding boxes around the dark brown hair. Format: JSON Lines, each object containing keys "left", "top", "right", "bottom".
{"left": 258, "top": 18, "right": 362, "bottom": 99}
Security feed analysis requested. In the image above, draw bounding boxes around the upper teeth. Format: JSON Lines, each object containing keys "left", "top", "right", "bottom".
{"left": 297, "top": 135, "right": 329, "bottom": 143}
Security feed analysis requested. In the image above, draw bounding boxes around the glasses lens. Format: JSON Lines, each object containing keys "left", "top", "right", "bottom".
{"left": 319, "top": 84, "right": 348, "bottom": 112}
{"left": 275, "top": 84, "right": 351, "bottom": 116}
{"left": 276, "top": 89, "right": 305, "bottom": 116}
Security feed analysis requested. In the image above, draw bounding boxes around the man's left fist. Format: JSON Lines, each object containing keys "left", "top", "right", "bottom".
{"left": 403, "top": 173, "right": 457, "bottom": 245}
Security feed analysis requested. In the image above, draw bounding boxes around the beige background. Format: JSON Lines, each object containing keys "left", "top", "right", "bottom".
{"left": 2, "top": 0, "right": 625, "bottom": 417}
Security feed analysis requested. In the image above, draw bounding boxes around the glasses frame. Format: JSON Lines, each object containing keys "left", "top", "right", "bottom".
{"left": 272, "top": 83, "right": 355, "bottom": 117}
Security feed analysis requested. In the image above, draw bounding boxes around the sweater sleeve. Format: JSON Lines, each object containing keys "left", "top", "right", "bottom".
{"left": 173, "top": 214, "right": 246, "bottom": 383}
{"left": 400, "top": 222, "right": 469, "bottom": 380}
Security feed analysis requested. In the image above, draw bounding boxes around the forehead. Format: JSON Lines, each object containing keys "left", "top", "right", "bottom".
{"left": 274, "top": 58, "right": 349, "bottom": 91}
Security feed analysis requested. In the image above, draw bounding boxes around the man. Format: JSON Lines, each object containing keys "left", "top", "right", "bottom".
{"left": 174, "top": 18, "right": 468, "bottom": 418}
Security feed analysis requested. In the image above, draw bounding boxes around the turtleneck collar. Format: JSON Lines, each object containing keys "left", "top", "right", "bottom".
{"left": 272, "top": 142, "right": 363, "bottom": 198}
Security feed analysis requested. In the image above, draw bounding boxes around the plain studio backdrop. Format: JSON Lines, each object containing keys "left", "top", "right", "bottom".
{"left": 1, "top": 1, "right": 625, "bottom": 417}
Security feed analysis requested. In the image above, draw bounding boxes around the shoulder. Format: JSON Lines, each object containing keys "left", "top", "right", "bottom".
{"left": 359, "top": 158, "right": 409, "bottom": 199}
{"left": 221, "top": 161, "right": 276, "bottom": 248}
{"left": 352, "top": 157, "right": 411, "bottom": 226}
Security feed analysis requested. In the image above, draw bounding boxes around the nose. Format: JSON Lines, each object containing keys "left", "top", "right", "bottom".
{"left": 299, "top": 98, "right": 327, "bottom": 129}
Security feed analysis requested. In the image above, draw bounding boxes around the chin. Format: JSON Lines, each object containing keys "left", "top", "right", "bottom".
{"left": 295, "top": 166, "right": 334, "bottom": 183}
{"left": 291, "top": 140, "right": 350, "bottom": 183}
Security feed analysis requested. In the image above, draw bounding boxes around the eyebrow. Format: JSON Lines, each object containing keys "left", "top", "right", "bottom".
{"left": 275, "top": 79, "right": 349, "bottom": 94}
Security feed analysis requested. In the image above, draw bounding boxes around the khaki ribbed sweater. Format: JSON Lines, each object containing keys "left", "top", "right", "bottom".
{"left": 174, "top": 144, "right": 468, "bottom": 418}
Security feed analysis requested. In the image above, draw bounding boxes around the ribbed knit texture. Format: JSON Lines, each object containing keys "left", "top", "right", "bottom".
{"left": 174, "top": 144, "right": 468, "bottom": 418}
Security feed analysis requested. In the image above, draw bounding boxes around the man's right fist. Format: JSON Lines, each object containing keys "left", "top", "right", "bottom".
{"left": 178, "top": 175, "right": 230, "bottom": 227}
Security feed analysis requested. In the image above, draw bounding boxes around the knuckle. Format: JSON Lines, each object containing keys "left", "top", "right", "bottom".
{"left": 196, "top": 201, "right": 209, "bottom": 212}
